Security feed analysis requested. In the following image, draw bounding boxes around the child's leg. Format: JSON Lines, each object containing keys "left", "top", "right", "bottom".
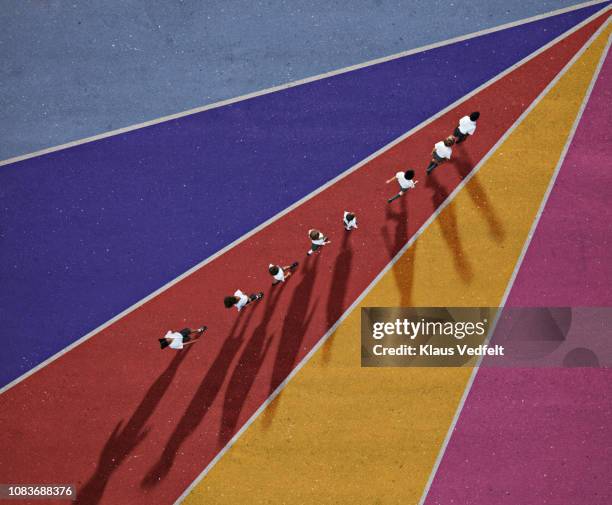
{"left": 426, "top": 160, "right": 438, "bottom": 173}
{"left": 387, "top": 192, "right": 403, "bottom": 203}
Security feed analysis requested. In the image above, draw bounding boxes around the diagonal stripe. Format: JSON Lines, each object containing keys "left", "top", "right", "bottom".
{"left": 423, "top": 33, "right": 612, "bottom": 505}
{"left": 0, "top": 12, "right": 609, "bottom": 505}
{"left": 1, "top": 0, "right": 609, "bottom": 168}
{"left": 182, "top": 22, "right": 612, "bottom": 505}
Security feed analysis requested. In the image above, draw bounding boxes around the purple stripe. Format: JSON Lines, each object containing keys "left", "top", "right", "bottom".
{"left": 425, "top": 47, "right": 612, "bottom": 505}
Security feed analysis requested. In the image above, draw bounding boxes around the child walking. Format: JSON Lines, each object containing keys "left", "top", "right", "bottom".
{"left": 224, "top": 289, "right": 264, "bottom": 311}
{"left": 307, "top": 229, "right": 331, "bottom": 256}
{"left": 343, "top": 211, "right": 358, "bottom": 231}
{"left": 454, "top": 111, "right": 480, "bottom": 144}
{"left": 387, "top": 169, "right": 418, "bottom": 203}
{"left": 269, "top": 262, "right": 299, "bottom": 285}
{"left": 426, "top": 136, "right": 455, "bottom": 174}
{"left": 159, "top": 326, "right": 207, "bottom": 350}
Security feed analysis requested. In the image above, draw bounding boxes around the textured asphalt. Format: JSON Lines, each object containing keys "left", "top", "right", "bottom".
{"left": 0, "top": 0, "right": 600, "bottom": 159}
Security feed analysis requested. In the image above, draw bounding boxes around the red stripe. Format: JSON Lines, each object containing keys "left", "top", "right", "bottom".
{"left": 0, "top": 12, "right": 608, "bottom": 505}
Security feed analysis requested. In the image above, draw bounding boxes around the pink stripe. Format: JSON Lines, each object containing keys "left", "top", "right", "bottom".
{"left": 425, "top": 48, "right": 612, "bottom": 505}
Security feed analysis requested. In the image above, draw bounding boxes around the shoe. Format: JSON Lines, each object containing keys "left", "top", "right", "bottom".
{"left": 256, "top": 292, "right": 264, "bottom": 300}
{"left": 198, "top": 326, "right": 207, "bottom": 333}
{"left": 290, "top": 262, "right": 299, "bottom": 270}
{"left": 307, "top": 251, "right": 312, "bottom": 256}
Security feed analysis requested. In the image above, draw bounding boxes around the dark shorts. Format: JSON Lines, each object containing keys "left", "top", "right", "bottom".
{"left": 433, "top": 152, "right": 445, "bottom": 163}
{"left": 179, "top": 328, "right": 192, "bottom": 340}
{"left": 454, "top": 126, "right": 468, "bottom": 140}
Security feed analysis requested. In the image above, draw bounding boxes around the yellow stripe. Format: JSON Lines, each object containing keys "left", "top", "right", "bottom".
{"left": 184, "top": 25, "right": 611, "bottom": 505}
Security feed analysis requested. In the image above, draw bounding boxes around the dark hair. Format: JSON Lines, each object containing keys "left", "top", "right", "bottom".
{"left": 309, "top": 230, "right": 320, "bottom": 240}
{"left": 159, "top": 338, "right": 170, "bottom": 349}
{"left": 269, "top": 265, "right": 279, "bottom": 276}
{"left": 444, "top": 136, "right": 455, "bottom": 147}
{"left": 345, "top": 213, "right": 355, "bottom": 222}
{"left": 469, "top": 111, "right": 480, "bottom": 121}
{"left": 224, "top": 296, "right": 237, "bottom": 308}
{"left": 404, "top": 170, "right": 415, "bottom": 180}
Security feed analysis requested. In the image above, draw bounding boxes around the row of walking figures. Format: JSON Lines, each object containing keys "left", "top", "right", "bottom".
{"left": 159, "top": 111, "right": 481, "bottom": 350}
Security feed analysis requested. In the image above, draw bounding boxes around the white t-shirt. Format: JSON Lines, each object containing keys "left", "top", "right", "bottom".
{"left": 434, "top": 142, "right": 452, "bottom": 160}
{"left": 270, "top": 264, "right": 285, "bottom": 282}
{"left": 343, "top": 211, "right": 358, "bottom": 230}
{"left": 165, "top": 331, "right": 184, "bottom": 350}
{"left": 312, "top": 234, "right": 326, "bottom": 245}
{"left": 396, "top": 172, "right": 416, "bottom": 190}
{"left": 234, "top": 289, "right": 249, "bottom": 311}
{"left": 458, "top": 116, "right": 477, "bottom": 135}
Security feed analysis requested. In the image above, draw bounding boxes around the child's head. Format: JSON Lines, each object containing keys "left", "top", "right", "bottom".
{"left": 268, "top": 265, "right": 280, "bottom": 276}
{"left": 224, "top": 296, "right": 238, "bottom": 308}
{"left": 469, "top": 111, "right": 480, "bottom": 122}
{"left": 345, "top": 213, "right": 355, "bottom": 222}
{"left": 309, "top": 229, "right": 321, "bottom": 240}
{"left": 444, "top": 136, "right": 455, "bottom": 147}
{"left": 404, "top": 169, "right": 415, "bottom": 180}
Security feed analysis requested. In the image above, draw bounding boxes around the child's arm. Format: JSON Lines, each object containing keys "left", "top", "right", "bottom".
{"left": 386, "top": 176, "right": 396, "bottom": 184}
{"left": 182, "top": 340, "right": 198, "bottom": 347}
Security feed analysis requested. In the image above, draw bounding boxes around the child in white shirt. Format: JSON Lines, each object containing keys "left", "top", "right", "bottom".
{"left": 454, "top": 111, "right": 479, "bottom": 144}
{"left": 343, "top": 211, "right": 358, "bottom": 231}
{"left": 159, "top": 326, "right": 207, "bottom": 350}
{"left": 224, "top": 289, "right": 263, "bottom": 311}
{"left": 386, "top": 169, "right": 418, "bottom": 203}
{"left": 307, "top": 229, "right": 330, "bottom": 256}
{"left": 269, "top": 262, "right": 299, "bottom": 285}
{"left": 426, "top": 136, "right": 455, "bottom": 174}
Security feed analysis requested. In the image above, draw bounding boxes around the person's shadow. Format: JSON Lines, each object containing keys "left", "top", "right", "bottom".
{"left": 217, "top": 287, "right": 282, "bottom": 447}
{"left": 381, "top": 194, "right": 417, "bottom": 308}
{"left": 76, "top": 347, "right": 193, "bottom": 504}
{"left": 451, "top": 148, "right": 505, "bottom": 242}
{"left": 262, "top": 253, "right": 320, "bottom": 428}
{"left": 141, "top": 312, "right": 255, "bottom": 488}
{"left": 425, "top": 173, "right": 473, "bottom": 283}
{"left": 321, "top": 231, "right": 354, "bottom": 365}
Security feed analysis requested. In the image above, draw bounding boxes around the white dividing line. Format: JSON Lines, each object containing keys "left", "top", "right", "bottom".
{"left": 173, "top": 19, "right": 612, "bottom": 505}
{"left": 417, "top": 26, "right": 612, "bottom": 505}
{"left": 0, "top": 0, "right": 609, "bottom": 168}
{"left": 1, "top": 2, "right": 609, "bottom": 399}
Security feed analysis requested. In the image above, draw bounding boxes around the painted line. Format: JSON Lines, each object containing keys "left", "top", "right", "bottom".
{"left": 172, "top": 21, "right": 612, "bottom": 504}
{"left": 0, "top": 0, "right": 609, "bottom": 168}
{"left": 417, "top": 27, "right": 612, "bottom": 505}
{"left": 1, "top": 5, "right": 609, "bottom": 399}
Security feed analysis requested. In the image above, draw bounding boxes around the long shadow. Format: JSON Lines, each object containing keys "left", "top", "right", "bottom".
{"left": 321, "top": 232, "right": 354, "bottom": 365}
{"left": 425, "top": 173, "right": 473, "bottom": 283}
{"left": 381, "top": 195, "right": 414, "bottom": 308}
{"left": 262, "top": 253, "right": 320, "bottom": 428}
{"left": 217, "top": 287, "right": 282, "bottom": 447}
{"left": 76, "top": 348, "right": 192, "bottom": 505}
{"left": 452, "top": 148, "right": 505, "bottom": 242}
{"left": 141, "top": 312, "right": 255, "bottom": 488}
